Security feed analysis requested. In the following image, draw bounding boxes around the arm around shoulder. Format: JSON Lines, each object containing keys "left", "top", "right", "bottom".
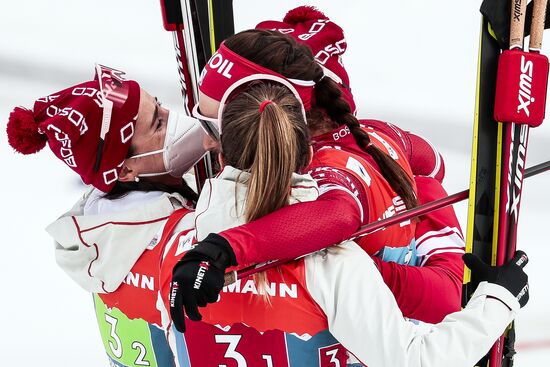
{"left": 220, "top": 188, "right": 361, "bottom": 265}
{"left": 305, "top": 242, "right": 522, "bottom": 367}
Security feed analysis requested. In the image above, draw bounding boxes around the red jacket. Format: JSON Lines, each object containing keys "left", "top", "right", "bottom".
{"left": 308, "top": 124, "right": 416, "bottom": 254}
{"left": 220, "top": 122, "right": 463, "bottom": 323}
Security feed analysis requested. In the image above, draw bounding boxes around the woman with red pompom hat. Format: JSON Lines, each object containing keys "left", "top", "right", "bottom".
{"left": 6, "top": 64, "right": 206, "bottom": 198}
{"left": 16, "top": 70, "right": 528, "bottom": 367}
{"left": 5, "top": 64, "right": 207, "bottom": 366}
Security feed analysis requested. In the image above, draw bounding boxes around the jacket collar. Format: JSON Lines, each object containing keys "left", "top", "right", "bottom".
{"left": 194, "top": 166, "right": 319, "bottom": 240}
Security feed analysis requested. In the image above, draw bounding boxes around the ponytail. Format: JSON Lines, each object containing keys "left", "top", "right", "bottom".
{"left": 245, "top": 101, "right": 299, "bottom": 221}
{"left": 221, "top": 83, "right": 310, "bottom": 222}
{"left": 221, "top": 83, "right": 310, "bottom": 292}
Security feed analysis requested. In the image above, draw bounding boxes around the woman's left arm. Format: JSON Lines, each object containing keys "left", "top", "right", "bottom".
{"left": 371, "top": 176, "right": 465, "bottom": 323}
{"left": 372, "top": 251, "right": 464, "bottom": 323}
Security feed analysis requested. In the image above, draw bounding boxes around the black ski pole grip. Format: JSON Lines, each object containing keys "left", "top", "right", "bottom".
{"left": 160, "top": 0, "right": 184, "bottom": 31}
{"left": 515, "top": 251, "right": 529, "bottom": 268}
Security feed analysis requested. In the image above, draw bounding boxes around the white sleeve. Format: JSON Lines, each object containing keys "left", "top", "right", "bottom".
{"left": 47, "top": 192, "right": 191, "bottom": 293}
{"left": 305, "top": 242, "right": 520, "bottom": 367}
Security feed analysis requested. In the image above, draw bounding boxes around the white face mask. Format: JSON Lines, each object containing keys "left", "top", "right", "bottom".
{"left": 129, "top": 111, "right": 207, "bottom": 178}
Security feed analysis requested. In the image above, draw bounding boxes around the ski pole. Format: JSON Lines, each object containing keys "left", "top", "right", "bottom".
{"left": 223, "top": 159, "right": 550, "bottom": 286}
{"left": 497, "top": 0, "right": 549, "bottom": 265}
{"left": 160, "top": 0, "right": 214, "bottom": 192}
{"left": 490, "top": 0, "right": 549, "bottom": 365}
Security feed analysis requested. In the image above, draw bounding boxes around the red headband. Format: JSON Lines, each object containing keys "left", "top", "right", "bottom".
{"left": 199, "top": 43, "right": 316, "bottom": 110}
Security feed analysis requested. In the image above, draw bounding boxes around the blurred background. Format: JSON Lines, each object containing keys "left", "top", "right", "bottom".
{"left": 0, "top": 0, "right": 548, "bottom": 365}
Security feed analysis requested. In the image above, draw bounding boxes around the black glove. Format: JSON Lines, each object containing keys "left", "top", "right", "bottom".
{"left": 463, "top": 250, "right": 529, "bottom": 308}
{"left": 169, "top": 233, "right": 237, "bottom": 332}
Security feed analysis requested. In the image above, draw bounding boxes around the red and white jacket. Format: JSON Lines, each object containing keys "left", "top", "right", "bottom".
{"left": 308, "top": 123, "right": 416, "bottom": 254}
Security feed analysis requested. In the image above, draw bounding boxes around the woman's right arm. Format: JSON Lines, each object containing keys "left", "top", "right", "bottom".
{"left": 169, "top": 171, "right": 365, "bottom": 329}
{"left": 306, "top": 242, "right": 524, "bottom": 367}
{"left": 219, "top": 170, "right": 363, "bottom": 265}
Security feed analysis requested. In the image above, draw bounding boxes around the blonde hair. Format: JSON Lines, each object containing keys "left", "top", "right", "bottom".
{"left": 221, "top": 83, "right": 310, "bottom": 222}
{"left": 221, "top": 82, "right": 310, "bottom": 291}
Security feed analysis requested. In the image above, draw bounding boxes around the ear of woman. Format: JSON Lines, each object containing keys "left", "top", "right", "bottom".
{"left": 118, "top": 165, "right": 138, "bottom": 183}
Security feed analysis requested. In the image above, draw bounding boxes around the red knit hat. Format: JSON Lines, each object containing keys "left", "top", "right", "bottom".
{"left": 256, "top": 6, "right": 356, "bottom": 113}
{"left": 6, "top": 65, "right": 140, "bottom": 192}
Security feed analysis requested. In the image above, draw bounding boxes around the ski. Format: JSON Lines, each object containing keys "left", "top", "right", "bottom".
{"left": 462, "top": 1, "right": 512, "bottom": 365}
{"left": 160, "top": 0, "right": 235, "bottom": 192}
{"left": 462, "top": 4, "right": 503, "bottom": 309}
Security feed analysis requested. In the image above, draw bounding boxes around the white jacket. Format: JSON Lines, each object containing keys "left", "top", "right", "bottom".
{"left": 47, "top": 188, "right": 194, "bottom": 293}
{"left": 194, "top": 166, "right": 520, "bottom": 367}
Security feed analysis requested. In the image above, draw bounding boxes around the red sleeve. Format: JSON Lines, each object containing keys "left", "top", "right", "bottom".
{"left": 220, "top": 170, "right": 364, "bottom": 265}
{"left": 372, "top": 252, "right": 463, "bottom": 323}
{"left": 371, "top": 176, "right": 465, "bottom": 323}
{"left": 362, "top": 119, "right": 446, "bottom": 182}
